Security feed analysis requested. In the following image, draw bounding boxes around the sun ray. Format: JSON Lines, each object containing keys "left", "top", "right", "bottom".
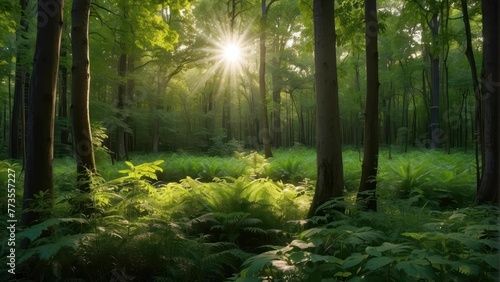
{"left": 185, "top": 16, "right": 257, "bottom": 104}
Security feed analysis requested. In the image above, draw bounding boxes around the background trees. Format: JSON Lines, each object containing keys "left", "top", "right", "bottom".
{"left": 0, "top": 0, "right": 488, "bottom": 157}
{"left": 0, "top": 0, "right": 496, "bottom": 224}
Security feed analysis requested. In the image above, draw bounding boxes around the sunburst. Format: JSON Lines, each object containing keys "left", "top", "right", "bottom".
{"left": 190, "top": 12, "right": 256, "bottom": 98}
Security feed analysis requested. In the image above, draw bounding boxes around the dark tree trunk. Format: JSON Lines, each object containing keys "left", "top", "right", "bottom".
{"left": 259, "top": 0, "right": 275, "bottom": 158}
{"left": 59, "top": 53, "right": 69, "bottom": 145}
{"left": 357, "top": 0, "right": 379, "bottom": 212}
{"left": 21, "top": 0, "right": 64, "bottom": 228}
{"left": 460, "top": 0, "right": 482, "bottom": 174}
{"left": 9, "top": 0, "right": 30, "bottom": 159}
{"left": 308, "top": 0, "right": 344, "bottom": 218}
{"left": 71, "top": 0, "right": 96, "bottom": 196}
{"left": 429, "top": 12, "right": 441, "bottom": 148}
{"left": 477, "top": 0, "right": 499, "bottom": 204}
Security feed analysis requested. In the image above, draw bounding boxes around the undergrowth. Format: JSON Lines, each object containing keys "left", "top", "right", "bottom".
{"left": 0, "top": 149, "right": 494, "bottom": 281}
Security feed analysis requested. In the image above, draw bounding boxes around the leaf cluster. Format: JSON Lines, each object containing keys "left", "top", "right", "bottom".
{"left": 233, "top": 200, "right": 499, "bottom": 281}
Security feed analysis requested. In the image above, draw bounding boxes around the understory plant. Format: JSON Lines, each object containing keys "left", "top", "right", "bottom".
{"left": 1, "top": 158, "right": 310, "bottom": 281}
{"left": 232, "top": 200, "right": 499, "bottom": 282}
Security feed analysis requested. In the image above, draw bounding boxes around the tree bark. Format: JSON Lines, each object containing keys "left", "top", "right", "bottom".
{"left": 59, "top": 50, "right": 69, "bottom": 145}
{"left": 9, "top": 0, "right": 30, "bottom": 159}
{"left": 477, "top": 0, "right": 499, "bottom": 204}
{"left": 21, "top": 0, "right": 64, "bottom": 228}
{"left": 308, "top": 0, "right": 344, "bottom": 218}
{"left": 259, "top": 0, "right": 275, "bottom": 158}
{"left": 116, "top": 53, "right": 127, "bottom": 161}
{"left": 71, "top": 0, "right": 96, "bottom": 195}
{"left": 357, "top": 0, "right": 379, "bottom": 212}
{"left": 460, "top": 0, "right": 482, "bottom": 178}
{"left": 429, "top": 12, "right": 441, "bottom": 148}
{"left": 272, "top": 56, "right": 282, "bottom": 147}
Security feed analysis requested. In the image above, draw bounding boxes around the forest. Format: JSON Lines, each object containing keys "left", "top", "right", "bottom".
{"left": 0, "top": 0, "right": 499, "bottom": 281}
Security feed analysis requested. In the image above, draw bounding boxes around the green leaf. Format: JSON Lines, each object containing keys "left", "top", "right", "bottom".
{"left": 364, "top": 256, "right": 394, "bottom": 271}
{"left": 290, "top": 239, "right": 315, "bottom": 250}
{"left": 396, "top": 261, "right": 435, "bottom": 280}
{"left": 17, "top": 218, "right": 88, "bottom": 241}
{"left": 18, "top": 233, "right": 90, "bottom": 264}
{"left": 242, "top": 250, "right": 279, "bottom": 276}
{"left": 480, "top": 254, "right": 500, "bottom": 270}
{"left": 451, "top": 260, "right": 481, "bottom": 276}
{"left": 366, "top": 242, "right": 410, "bottom": 257}
{"left": 310, "top": 253, "right": 343, "bottom": 264}
{"left": 343, "top": 253, "right": 365, "bottom": 269}
{"left": 288, "top": 251, "right": 306, "bottom": 263}
{"left": 125, "top": 161, "right": 134, "bottom": 169}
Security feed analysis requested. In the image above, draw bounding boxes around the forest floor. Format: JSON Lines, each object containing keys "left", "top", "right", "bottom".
{"left": 1, "top": 148, "right": 498, "bottom": 281}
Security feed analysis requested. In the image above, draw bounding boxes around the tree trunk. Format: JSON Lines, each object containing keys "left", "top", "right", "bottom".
{"left": 259, "top": 0, "right": 275, "bottom": 158}
{"left": 222, "top": 91, "right": 232, "bottom": 141}
{"left": 9, "top": 0, "right": 30, "bottom": 159}
{"left": 308, "top": 0, "right": 344, "bottom": 218}
{"left": 357, "top": 0, "right": 379, "bottom": 212}
{"left": 429, "top": 12, "right": 441, "bottom": 148}
{"left": 21, "top": 0, "right": 64, "bottom": 228}
{"left": 59, "top": 53, "right": 69, "bottom": 145}
{"left": 477, "top": 0, "right": 499, "bottom": 204}
{"left": 272, "top": 56, "right": 282, "bottom": 147}
{"left": 71, "top": 0, "right": 96, "bottom": 196}
{"left": 116, "top": 53, "right": 127, "bottom": 161}
{"left": 460, "top": 0, "right": 482, "bottom": 174}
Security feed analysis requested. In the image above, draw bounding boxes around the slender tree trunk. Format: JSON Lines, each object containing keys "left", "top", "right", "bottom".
{"left": 259, "top": 0, "right": 275, "bottom": 158}
{"left": 429, "top": 12, "right": 441, "bottom": 148}
{"left": 272, "top": 56, "right": 282, "bottom": 147}
{"left": 477, "top": 0, "right": 499, "bottom": 204}
{"left": 71, "top": 0, "right": 96, "bottom": 196}
{"left": 357, "top": 0, "right": 379, "bottom": 212}
{"left": 9, "top": 0, "right": 30, "bottom": 159}
{"left": 21, "top": 0, "right": 64, "bottom": 228}
{"left": 308, "top": 0, "right": 344, "bottom": 218}
{"left": 222, "top": 91, "right": 232, "bottom": 141}
{"left": 116, "top": 53, "right": 127, "bottom": 161}
{"left": 460, "top": 0, "right": 482, "bottom": 175}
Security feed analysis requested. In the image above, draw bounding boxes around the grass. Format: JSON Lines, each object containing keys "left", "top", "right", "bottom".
{"left": 0, "top": 148, "right": 493, "bottom": 281}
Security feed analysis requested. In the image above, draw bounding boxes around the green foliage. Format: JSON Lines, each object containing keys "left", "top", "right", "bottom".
{"left": 1, "top": 157, "right": 311, "bottom": 280}
{"left": 233, "top": 202, "right": 500, "bottom": 282}
{"left": 2, "top": 150, "right": 494, "bottom": 281}
{"left": 91, "top": 122, "right": 112, "bottom": 165}
{"left": 378, "top": 152, "right": 476, "bottom": 208}
{"left": 207, "top": 129, "right": 244, "bottom": 156}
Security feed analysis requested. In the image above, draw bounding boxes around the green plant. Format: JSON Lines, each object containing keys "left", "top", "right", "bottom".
{"left": 232, "top": 203, "right": 499, "bottom": 281}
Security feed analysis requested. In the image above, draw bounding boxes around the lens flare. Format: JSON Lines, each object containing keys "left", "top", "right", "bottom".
{"left": 223, "top": 43, "right": 241, "bottom": 63}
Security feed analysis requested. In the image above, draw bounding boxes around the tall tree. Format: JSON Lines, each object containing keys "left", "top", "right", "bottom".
{"left": 308, "top": 0, "right": 344, "bottom": 218}
{"left": 21, "top": 0, "right": 64, "bottom": 228}
{"left": 259, "top": 0, "right": 276, "bottom": 158}
{"left": 428, "top": 10, "right": 440, "bottom": 148}
{"left": 357, "top": 0, "right": 379, "bottom": 211}
{"left": 412, "top": 0, "right": 442, "bottom": 148}
{"left": 476, "top": 0, "right": 499, "bottom": 204}
{"left": 460, "top": 0, "right": 482, "bottom": 185}
{"left": 9, "top": 0, "right": 30, "bottom": 159}
{"left": 71, "top": 0, "right": 96, "bottom": 195}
